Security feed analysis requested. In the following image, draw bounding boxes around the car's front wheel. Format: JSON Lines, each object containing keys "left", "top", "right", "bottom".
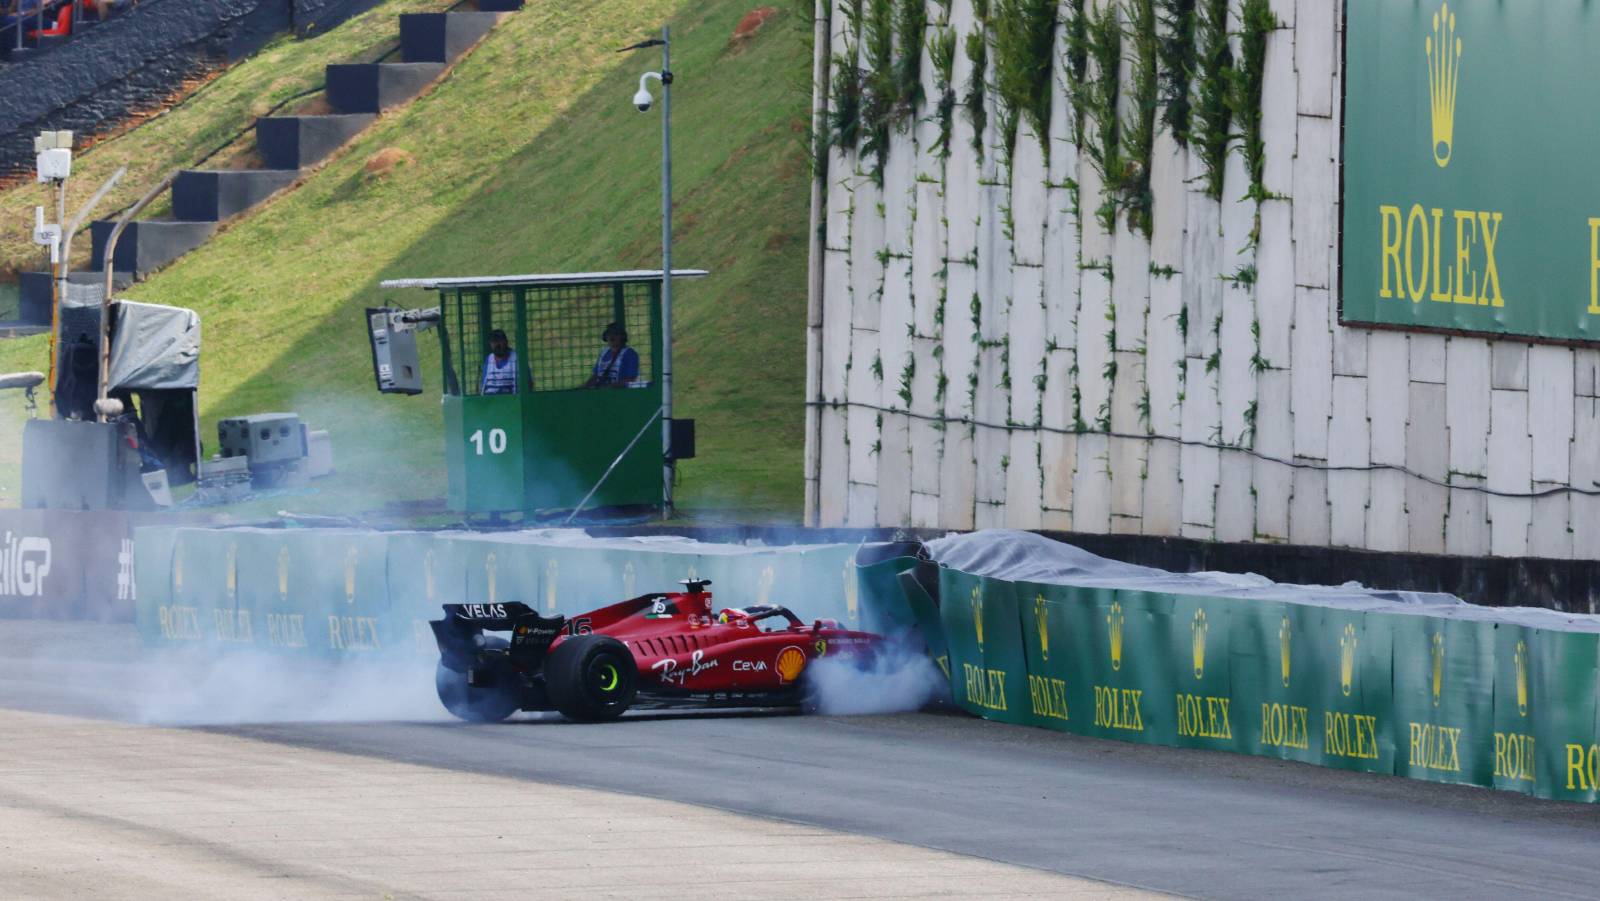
{"left": 545, "top": 635, "right": 638, "bottom": 722}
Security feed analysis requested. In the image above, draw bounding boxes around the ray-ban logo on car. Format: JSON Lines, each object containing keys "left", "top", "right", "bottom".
{"left": 0, "top": 532, "right": 51, "bottom": 599}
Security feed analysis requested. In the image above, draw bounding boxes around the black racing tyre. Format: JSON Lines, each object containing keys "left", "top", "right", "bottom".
{"left": 544, "top": 635, "right": 638, "bottom": 722}
{"left": 435, "top": 637, "right": 521, "bottom": 723}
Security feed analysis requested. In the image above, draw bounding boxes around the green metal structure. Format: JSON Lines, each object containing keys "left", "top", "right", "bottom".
{"left": 379, "top": 270, "right": 707, "bottom": 514}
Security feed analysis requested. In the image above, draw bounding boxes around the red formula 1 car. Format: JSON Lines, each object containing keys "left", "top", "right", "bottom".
{"left": 430, "top": 580, "right": 885, "bottom": 722}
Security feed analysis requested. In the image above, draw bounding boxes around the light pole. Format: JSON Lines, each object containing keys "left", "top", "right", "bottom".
{"left": 625, "top": 26, "right": 674, "bottom": 519}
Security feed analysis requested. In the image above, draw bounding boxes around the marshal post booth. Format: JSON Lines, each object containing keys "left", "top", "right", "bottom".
{"left": 368, "top": 270, "right": 706, "bottom": 516}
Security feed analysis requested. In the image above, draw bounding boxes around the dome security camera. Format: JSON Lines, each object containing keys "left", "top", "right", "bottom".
{"left": 633, "top": 86, "right": 653, "bottom": 112}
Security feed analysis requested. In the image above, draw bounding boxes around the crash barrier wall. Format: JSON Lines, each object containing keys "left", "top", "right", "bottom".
{"left": 857, "top": 556, "right": 1600, "bottom": 804}
{"left": 0, "top": 508, "right": 140, "bottom": 621}
{"left": 132, "top": 527, "right": 881, "bottom": 661}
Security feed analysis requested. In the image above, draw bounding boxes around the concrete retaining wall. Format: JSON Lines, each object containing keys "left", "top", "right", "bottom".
{"left": 804, "top": 0, "right": 1600, "bottom": 561}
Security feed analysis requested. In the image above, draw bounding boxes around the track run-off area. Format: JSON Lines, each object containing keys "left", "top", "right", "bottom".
{"left": 3, "top": 621, "right": 1598, "bottom": 899}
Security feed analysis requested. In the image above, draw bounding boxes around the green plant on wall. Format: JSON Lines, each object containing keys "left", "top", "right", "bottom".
{"left": 964, "top": 0, "right": 992, "bottom": 155}
{"left": 1192, "top": 0, "right": 1232, "bottom": 200}
{"left": 1229, "top": 0, "right": 1277, "bottom": 203}
{"left": 1120, "top": 0, "right": 1158, "bottom": 235}
{"left": 930, "top": 25, "right": 958, "bottom": 157}
{"left": 1061, "top": 0, "right": 1088, "bottom": 143}
{"left": 828, "top": 3, "right": 865, "bottom": 155}
{"left": 992, "top": 0, "right": 1059, "bottom": 165}
{"left": 892, "top": 0, "right": 928, "bottom": 120}
{"left": 1076, "top": 0, "right": 1123, "bottom": 232}
{"left": 859, "top": 0, "right": 896, "bottom": 178}
{"left": 1156, "top": 0, "right": 1197, "bottom": 144}
{"left": 898, "top": 354, "right": 916, "bottom": 406}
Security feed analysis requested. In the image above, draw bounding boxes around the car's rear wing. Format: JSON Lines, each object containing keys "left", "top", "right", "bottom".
{"left": 431, "top": 602, "right": 567, "bottom": 673}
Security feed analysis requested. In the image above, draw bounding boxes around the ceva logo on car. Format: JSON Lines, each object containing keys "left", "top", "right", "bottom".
{"left": 0, "top": 532, "right": 51, "bottom": 599}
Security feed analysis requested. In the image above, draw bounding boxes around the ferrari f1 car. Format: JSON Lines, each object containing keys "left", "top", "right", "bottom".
{"left": 429, "top": 579, "right": 885, "bottom": 722}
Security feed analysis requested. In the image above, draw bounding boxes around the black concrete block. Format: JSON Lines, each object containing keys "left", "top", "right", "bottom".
{"left": 476, "top": 0, "right": 524, "bottom": 10}
{"left": 400, "top": 12, "right": 500, "bottom": 64}
{"left": 171, "top": 169, "right": 299, "bottom": 222}
{"left": 90, "top": 219, "right": 217, "bottom": 277}
{"left": 18, "top": 270, "right": 134, "bottom": 324}
{"left": 255, "top": 113, "right": 374, "bottom": 169}
{"left": 325, "top": 62, "right": 444, "bottom": 114}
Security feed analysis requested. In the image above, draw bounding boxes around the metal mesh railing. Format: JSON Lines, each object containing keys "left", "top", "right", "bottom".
{"left": 523, "top": 283, "right": 654, "bottom": 391}
{"left": 441, "top": 282, "right": 656, "bottom": 396}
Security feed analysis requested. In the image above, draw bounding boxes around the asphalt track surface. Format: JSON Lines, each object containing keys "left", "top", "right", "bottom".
{"left": 5, "top": 621, "right": 1600, "bottom": 899}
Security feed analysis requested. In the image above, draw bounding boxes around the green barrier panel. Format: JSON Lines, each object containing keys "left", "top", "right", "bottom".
{"left": 1491, "top": 624, "right": 1539, "bottom": 795}
{"left": 853, "top": 557, "right": 921, "bottom": 639}
{"left": 383, "top": 532, "right": 466, "bottom": 656}
{"left": 452, "top": 536, "right": 542, "bottom": 610}
{"left": 163, "top": 528, "right": 236, "bottom": 648}
{"left": 1229, "top": 601, "right": 1321, "bottom": 765}
{"left": 897, "top": 569, "right": 951, "bottom": 682}
{"left": 287, "top": 530, "right": 392, "bottom": 656}
{"left": 1057, "top": 587, "right": 1178, "bottom": 745}
{"left": 132, "top": 526, "right": 180, "bottom": 645}
{"left": 234, "top": 529, "right": 304, "bottom": 654}
{"left": 1016, "top": 583, "right": 1074, "bottom": 733}
{"left": 1167, "top": 594, "right": 1240, "bottom": 754}
{"left": 1300, "top": 607, "right": 1395, "bottom": 775}
{"left": 1531, "top": 629, "right": 1600, "bottom": 802}
{"left": 1389, "top": 613, "right": 1496, "bottom": 787}
{"left": 940, "top": 569, "right": 1030, "bottom": 724}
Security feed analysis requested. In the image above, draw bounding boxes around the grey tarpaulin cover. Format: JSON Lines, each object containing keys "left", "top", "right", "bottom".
{"left": 106, "top": 300, "right": 200, "bottom": 391}
{"left": 925, "top": 529, "right": 1600, "bottom": 633}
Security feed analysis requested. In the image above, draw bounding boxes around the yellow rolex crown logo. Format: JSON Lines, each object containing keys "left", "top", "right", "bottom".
{"left": 423, "top": 549, "right": 437, "bottom": 602}
{"left": 1339, "top": 624, "right": 1358, "bottom": 697}
{"left": 1514, "top": 640, "right": 1529, "bottom": 717}
{"left": 343, "top": 546, "right": 359, "bottom": 603}
{"left": 1191, "top": 609, "right": 1208, "bottom": 680}
{"left": 1425, "top": 0, "right": 1461, "bottom": 168}
{"left": 173, "top": 540, "right": 185, "bottom": 594}
{"left": 1279, "top": 617, "right": 1292, "bottom": 687}
{"left": 1430, "top": 633, "right": 1445, "bottom": 707}
{"left": 277, "top": 546, "right": 289, "bottom": 599}
{"left": 225, "top": 541, "right": 238, "bottom": 600}
{"left": 1034, "top": 594, "right": 1050, "bottom": 661}
{"left": 623, "top": 561, "right": 637, "bottom": 597}
{"left": 759, "top": 565, "right": 776, "bottom": 606}
{"left": 971, "top": 587, "right": 985, "bottom": 647}
{"left": 1107, "top": 602, "right": 1124, "bottom": 671}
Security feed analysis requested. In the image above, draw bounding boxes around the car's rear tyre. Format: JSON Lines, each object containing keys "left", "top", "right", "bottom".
{"left": 545, "top": 635, "right": 637, "bottom": 722}
{"left": 435, "top": 637, "right": 521, "bottom": 723}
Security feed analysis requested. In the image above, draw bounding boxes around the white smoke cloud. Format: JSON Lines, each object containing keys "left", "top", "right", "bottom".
{"left": 803, "top": 640, "right": 949, "bottom": 716}
{"left": 122, "top": 648, "right": 451, "bottom": 726}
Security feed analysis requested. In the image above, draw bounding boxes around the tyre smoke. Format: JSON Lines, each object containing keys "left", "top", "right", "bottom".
{"left": 803, "top": 639, "right": 949, "bottom": 716}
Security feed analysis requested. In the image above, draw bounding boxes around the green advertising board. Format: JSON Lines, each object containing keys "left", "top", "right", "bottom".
{"left": 1388, "top": 613, "right": 1495, "bottom": 787}
{"left": 1342, "top": 0, "right": 1600, "bottom": 341}
{"left": 941, "top": 569, "right": 1031, "bottom": 725}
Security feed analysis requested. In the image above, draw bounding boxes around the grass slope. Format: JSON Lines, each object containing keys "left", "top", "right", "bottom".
{"left": 1, "top": 0, "right": 814, "bottom": 519}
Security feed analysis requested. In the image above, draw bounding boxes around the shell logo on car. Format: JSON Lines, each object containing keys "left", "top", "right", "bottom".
{"left": 776, "top": 646, "right": 807, "bottom": 684}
